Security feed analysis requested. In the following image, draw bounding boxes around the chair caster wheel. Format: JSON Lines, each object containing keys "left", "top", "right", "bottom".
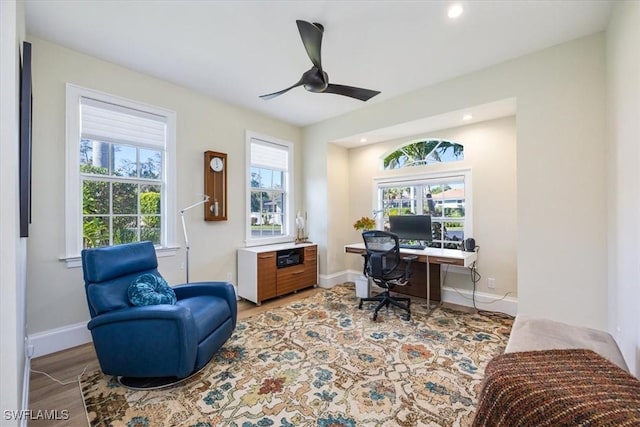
{"left": 358, "top": 302, "right": 363, "bottom": 310}
{"left": 402, "top": 314, "right": 410, "bottom": 321}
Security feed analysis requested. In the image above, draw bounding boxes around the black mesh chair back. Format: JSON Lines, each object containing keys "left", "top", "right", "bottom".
{"left": 360, "top": 230, "right": 416, "bottom": 321}
{"left": 362, "top": 230, "right": 403, "bottom": 285}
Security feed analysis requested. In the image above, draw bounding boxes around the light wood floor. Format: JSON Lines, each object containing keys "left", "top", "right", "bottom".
{"left": 28, "top": 287, "right": 323, "bottom": 427}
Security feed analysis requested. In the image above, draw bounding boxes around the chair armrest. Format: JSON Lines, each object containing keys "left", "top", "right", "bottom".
{"left": 401, "top": 255, "right": 418, "bottom": 279}
{"left": 361, "top": 253, "right": 369, "bottom": 276}
{"left": 87, "top": 304, "right": 193, "bottom": 329}
{"left": 173, "top": 281, "right": 237, "bottom": 328}
{"left": 370, "top": 253, "right": 384, "bottom": 278}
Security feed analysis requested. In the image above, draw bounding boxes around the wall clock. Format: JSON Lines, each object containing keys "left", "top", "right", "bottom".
{"left": 204, "top": 151, "right": 227, "bottom": 221}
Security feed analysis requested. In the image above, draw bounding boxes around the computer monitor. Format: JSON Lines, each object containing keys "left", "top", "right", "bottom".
{"left": 389, "top": 215, "right": 432, "bottom": 242}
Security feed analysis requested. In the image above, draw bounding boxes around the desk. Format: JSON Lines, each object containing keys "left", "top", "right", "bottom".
{"left": 344, "top": 243, "right": 477, "bottom": 304}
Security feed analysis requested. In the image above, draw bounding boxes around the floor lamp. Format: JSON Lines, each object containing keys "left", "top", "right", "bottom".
{"left": 180, "top": 195, "right": 209, "bottom": 283}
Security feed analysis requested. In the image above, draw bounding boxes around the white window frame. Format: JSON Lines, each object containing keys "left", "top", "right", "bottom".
{"left": 373, "top": 168, "right": 473, "bottom": 246}
{"left": 245, "top": 130, "right": 294, "bottom": 247}
{"left": 63, "top": 84, "right": 177, "bottom": 267}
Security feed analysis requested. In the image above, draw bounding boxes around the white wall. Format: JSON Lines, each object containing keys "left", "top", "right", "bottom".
{"left": 346, "top": 117, "right": 517, "bottom": 298}
{"left": 26, "top": 37, "right": 302, "bottom": 340}
{"left": 303, "top": 126, "right": 329, "bottom": 276}
{"left": 606, "top": 1, "right": 640, "bottom": 376}
{"left": 324, "top": 143, "right": 351, "bottom": 285}
{"left": 305, "top": 33, "right": 608, "bottom": 330}
{"left": 0, "top": 0, "right": 27, "bottom": 423}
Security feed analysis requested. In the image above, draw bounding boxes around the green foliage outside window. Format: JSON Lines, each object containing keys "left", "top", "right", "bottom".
{"left": 81, "top": 164, "right": 162, "bottom": 248}
{"left": 140, "top": 190, "right": 161, "bottom": 244}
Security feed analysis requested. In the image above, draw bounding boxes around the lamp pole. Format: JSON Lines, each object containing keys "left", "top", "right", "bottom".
{"left": 180, "top": 195, "right": 209, "bottom": 283}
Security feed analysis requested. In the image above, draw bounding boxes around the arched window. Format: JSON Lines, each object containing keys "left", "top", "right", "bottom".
{"left": 376, "top": 139, "right": 469, "bottom": 250}
{"left": 383, "top": 139, "right": 464, "bottom": 170}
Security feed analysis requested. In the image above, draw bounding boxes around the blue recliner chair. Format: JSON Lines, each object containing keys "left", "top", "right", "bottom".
{"left": 81, "top": 241, "right": 237, "bottom": 387}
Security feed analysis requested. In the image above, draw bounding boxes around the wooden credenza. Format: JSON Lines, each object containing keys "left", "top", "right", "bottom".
{"left": 237, "top": 242, "right": 318, "bottom": 305}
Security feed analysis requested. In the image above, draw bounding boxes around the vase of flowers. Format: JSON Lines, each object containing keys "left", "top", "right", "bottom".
{"left": 353, "top": 216, "right": 376, "bottom": 231}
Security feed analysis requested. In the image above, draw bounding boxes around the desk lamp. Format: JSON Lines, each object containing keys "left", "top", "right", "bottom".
{"left": 180, "top": 195, "right": 209, "bottom": 283}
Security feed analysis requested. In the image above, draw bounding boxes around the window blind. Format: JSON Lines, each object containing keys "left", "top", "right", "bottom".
{"left": 251, "top": 138, "right": 289, "bottom": 171}
{"left": 80, "top": 97, "right": 166, "bottom": 147}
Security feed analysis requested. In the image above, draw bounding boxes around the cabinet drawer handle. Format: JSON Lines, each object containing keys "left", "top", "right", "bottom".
{"left": 292, "top": 271, "right": 304, "bottom": 275}
{"left": 259, "top": 254, "right": 275, "bottom": 259}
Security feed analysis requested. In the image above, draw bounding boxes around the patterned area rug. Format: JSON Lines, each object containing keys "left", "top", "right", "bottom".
{"left": 81, "top": 284, "right": 513, "bottom": 426}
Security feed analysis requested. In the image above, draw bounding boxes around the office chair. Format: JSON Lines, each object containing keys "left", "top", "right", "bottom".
{"left": 358, "top": 230, "right": 417, "bottom": 321}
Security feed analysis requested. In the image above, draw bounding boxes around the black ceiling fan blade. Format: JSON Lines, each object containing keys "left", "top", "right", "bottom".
{"left": 259, "top": 79, "right": 305, "bottom": 100}
{"left": 323, "top": 84, "right": 381, "bottom": 101}
{"left": 296, "top": 20, "right": 323, "bottom": 70}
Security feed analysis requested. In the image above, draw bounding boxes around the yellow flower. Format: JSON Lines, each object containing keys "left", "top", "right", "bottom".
{"left": 353, "top": 216, "right": 376, "bottom": 231}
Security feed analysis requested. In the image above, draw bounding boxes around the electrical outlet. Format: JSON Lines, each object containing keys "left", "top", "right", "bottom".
{"left": 487, "top": 277, "right": 496, "bottom": 289}
{"left": 226, "top": 272, "right": 233, "bottom": 281}
{"left": 180, "top": 263, "right": 185, "bottom": 270}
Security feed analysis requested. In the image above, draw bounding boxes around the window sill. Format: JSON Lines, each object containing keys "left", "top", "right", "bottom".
{"left": 60, "top": 245, "right": 179, "bottom": 268}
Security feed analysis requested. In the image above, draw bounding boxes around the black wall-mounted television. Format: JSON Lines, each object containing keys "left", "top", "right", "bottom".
{"left": 389, "top": 215, "right": 432, "bottom": 242}
{"left": 19, "top": 41, "right": 33, "bottom": 238}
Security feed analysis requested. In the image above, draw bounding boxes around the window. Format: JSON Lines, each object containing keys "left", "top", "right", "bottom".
{"left": 383, "top": 139, "right": 464, "bottom": 169}
{"left": 377, "top": 138, "right": 470, "bottom": 249}
{"left": 377, "top": 173, "right": 470, "bottom": 249}
{"left": 64, "top": 85, "right": 176, "bottom": 266}
{"left": 246, "top": 131, "right": 293, "bottom": 246}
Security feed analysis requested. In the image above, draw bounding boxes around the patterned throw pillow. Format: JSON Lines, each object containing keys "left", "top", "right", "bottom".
{"left": 128, "top": 273, "right": 177, "bottom": 306}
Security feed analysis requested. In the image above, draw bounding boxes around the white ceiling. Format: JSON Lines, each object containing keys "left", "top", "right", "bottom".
{"left": 25, "top": 0, "right": 612, "bottom": 138}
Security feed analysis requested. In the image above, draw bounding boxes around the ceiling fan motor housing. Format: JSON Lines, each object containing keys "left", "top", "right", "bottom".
{"left": 303, "top": 68, "right": 329, "bottom": 93}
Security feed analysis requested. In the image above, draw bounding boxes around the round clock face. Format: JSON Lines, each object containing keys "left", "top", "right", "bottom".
{"left": 210, "top": 157, "right": 224, "bottom": 172}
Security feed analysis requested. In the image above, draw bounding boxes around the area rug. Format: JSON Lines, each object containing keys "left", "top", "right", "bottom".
{"left": 81, "top": 283, "right": 513, "bottom": 426}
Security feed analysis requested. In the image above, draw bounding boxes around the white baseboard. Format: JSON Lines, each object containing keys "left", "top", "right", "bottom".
{"left": 441, "top": 286, "right": 518, "bottom": 316}
{"left": 28, "top": 322, "right": 92, "bottom": 358}
{"left": 318, "top": 270, "right": 353, "bottom": 288}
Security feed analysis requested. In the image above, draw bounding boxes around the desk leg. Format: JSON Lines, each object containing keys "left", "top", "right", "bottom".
{"left": 426, "top": 259, "right": 443, "bottom": 313}
{"left": 426, "top": 256, "right": 431, "bottom": 312}
{"left": 428, "top": 263, "right": 443, "bottom": 301}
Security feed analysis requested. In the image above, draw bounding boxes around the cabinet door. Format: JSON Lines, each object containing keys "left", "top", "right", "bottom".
{"left": 257, "top": 252, "right": 277, "bottom": 302}
{"left": 301, "top": 246, "right": 318, "bottom": 287}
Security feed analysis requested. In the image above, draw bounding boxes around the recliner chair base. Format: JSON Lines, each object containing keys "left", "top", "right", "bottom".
{"left": 117, "top": 367, "right": 203, "bottom": 390}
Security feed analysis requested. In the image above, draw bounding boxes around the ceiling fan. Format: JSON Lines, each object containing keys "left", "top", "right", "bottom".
{"left": 260, "top": 20, "right": 381, "bottom": 102}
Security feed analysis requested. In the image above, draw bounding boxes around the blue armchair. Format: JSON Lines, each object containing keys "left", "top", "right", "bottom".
{"left": 81, "top": 241, "right": 237, "bottom": 383}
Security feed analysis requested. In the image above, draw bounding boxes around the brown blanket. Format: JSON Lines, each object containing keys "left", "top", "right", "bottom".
{"left": 473, "top": 349, "right": 640, "bottom": 427}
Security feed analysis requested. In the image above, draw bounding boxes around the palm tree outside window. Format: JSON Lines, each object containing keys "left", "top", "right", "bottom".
{"left": 378, "top": 139, "right": 468, "bottom": 250}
